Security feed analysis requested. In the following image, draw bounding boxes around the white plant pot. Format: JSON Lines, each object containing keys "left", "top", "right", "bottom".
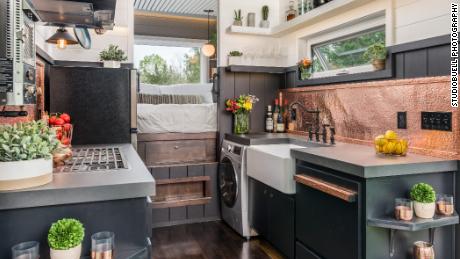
{"left": 50, "top": 244, "right": 82, "bottom": 259}
{"left": 228, "top": 56, "right": 244, "bottom": 66}
{"left": 260, "top": 20, "right": 270, "bottom": 28}
{"left": 103, "top": 61, "right": 121, "bottom": 68}
{"left": 414, "top": 201, "right": 436, "bottom": 219}
{"left": 0, "top": 158, "right": 53, "bottom": 191}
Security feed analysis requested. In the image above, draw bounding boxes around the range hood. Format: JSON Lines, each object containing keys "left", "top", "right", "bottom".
{"left": 25, "top": 0, "right": 117, "bottom": 30}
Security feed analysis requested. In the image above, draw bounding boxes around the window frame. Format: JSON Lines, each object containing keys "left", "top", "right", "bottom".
{"left": 302, "top": 14, "right": 386, "bottom": 78}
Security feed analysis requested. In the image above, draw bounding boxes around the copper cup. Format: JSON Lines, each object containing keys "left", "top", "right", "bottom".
{"left": 436, "top": 194, "right": 454, "bottom": 216}
{"left": 395, "top": 198, "right": 414, "bottom": 221}
{"left": 413, "top": 241, "right": 435, "bottom": 259}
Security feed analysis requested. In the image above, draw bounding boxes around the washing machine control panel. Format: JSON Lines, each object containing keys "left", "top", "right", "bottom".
{"left": 223, "top": 142, "right": 243, "bottom": 156}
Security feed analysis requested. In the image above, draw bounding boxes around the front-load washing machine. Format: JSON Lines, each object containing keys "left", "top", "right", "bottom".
{"left": 219, "top": 139, "right": 256, "bottom": 238}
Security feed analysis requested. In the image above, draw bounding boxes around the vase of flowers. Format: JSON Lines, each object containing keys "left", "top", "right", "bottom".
{"left": 298, "top": 58, "right": 312, "bottom": 80}
{"left": 225, "top": 95, "right": 259, "bottom": 134}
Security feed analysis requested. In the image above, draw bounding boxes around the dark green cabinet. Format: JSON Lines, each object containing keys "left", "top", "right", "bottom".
{"left": 249, "top": 178, "right": 295, "bottom": 259}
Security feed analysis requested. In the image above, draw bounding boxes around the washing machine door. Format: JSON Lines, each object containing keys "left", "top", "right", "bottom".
{"left": 219, "top": 156, "right": 239, "bottom": 208}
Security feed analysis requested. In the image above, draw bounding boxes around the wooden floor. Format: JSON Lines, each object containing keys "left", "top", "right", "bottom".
{"left": 152, "top": 221, "right": 284, "bottom": 259}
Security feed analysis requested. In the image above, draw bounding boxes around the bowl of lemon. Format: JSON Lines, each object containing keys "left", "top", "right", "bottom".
{"left": 374, "top": 130, "right": 408, "bottom": 156}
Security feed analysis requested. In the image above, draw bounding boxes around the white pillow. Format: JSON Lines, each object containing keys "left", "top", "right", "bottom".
{"left": 159, "top": 83, "right": 214, "bottom": 103}
{"left": 139, "top": 83, "right": 162, "bottom": 95}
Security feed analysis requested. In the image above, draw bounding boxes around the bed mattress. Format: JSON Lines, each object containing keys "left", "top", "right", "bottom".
{"left": 137, "top": 103, "right": 217, "bottom": 134}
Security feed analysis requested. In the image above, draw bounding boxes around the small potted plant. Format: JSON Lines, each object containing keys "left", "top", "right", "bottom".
{"left": 225, "top": 95, "right": 259, "bottom": 134}
{"left": 0, "top": 121, "right": 59, "bottom": 191}
{"left": 298, "top": 58, "right": 312, "bottom": 80}
{"left": 363, "top": 42, "right": 387, "bottom": 70}
{"left": 260, "top": 6, "right": 270, "bottom": 28}
{"left": 99, "top": 44, "right": 128, "bottom": 68}
{"left": 48, "top": 218, "right": 85, "bottom": 259}
{"left": 228, "top": 51, "right": 243, "bottom": 66}
{"left": 410, "top": 183, "right": 436, "bottom": 219}
{"left": 233, "top": 9, "right": 243, "bottom": 26}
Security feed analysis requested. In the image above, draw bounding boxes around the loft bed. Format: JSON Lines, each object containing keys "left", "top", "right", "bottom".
{"left": 136, "top": 83, "right": 217, "bottom": 166}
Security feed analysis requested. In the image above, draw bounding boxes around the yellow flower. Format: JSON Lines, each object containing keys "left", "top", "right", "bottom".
{"left": 243, "top": 101, "right": 252, "bottom": 111}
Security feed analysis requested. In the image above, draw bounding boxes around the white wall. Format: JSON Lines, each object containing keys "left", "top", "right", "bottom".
{"left": 218, "top": 0, "right": 454, "bottom": 67}
{"left": 35, "top": 0, "right": 134, "bottom": 63}
{"left": 218, "top": 0, "right": 282, "bottom": 67}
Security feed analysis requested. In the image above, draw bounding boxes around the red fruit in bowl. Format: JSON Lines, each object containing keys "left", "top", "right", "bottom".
{"left": 61, "top": 137, "right": 70, "bottom": 146}
{"left": 54, "top": 118, "right": 65, "bottom": 126}
{"left": 63, "top": 123, "right": 72, "bottom": 132}
{"left": 60, "top": 113, "right": 71, "bottom": 123}
{"left": 56, "top": 132, "right": 63, "bottom": 140}
{"left": 49, "top": 116, "right": 57, "bottom": 125}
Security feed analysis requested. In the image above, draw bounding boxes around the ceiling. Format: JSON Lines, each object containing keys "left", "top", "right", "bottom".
{"left": 134, "top": 0, "right": 217, "bottom": 18}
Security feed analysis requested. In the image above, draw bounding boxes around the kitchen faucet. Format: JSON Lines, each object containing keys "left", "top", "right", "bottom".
{"left": 288, "top": 101, "right": 335, "bottom": 144}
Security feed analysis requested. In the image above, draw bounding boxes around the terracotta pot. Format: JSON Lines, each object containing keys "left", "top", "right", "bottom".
{"left": 50, "top": 244, "right": 81, "bottom": 259}
{"left": 414, "top": 201, "right": 436, "bottom": 219}
{"left": 0, "top": 158, "right": 53, "bottom": 191}
{"left": 372, "top": 59, "right": 386, "bottom": 70}
{"left": 103, "top": 61, "right": 121, "bottom": 68}
{"left": 413, "top": 241, "right": 435, "bottom": 259}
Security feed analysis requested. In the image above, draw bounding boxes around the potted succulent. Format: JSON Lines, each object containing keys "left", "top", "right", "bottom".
{"left": 228, "top": 51, "right": 244, "bottom": 66}
{"left": 99, "top": 44, "right": 128, "bottom": 68}
{"left": 48, "top": 218, "right": 85, "bottom": 259}
{"left": 363, "top": 42, "right": 387, "bottom": 70}
{"left": 260, "top": 6, "right": 270, "bottom": 28}
{"left": 225, "top": 95, "right": 259, "bottom": 134}
{"left": 410, "top": 183, "right": 436, "bottom": 219}
{"left": 233, "top": 9, "right": 243, "bottom": 26}
{"left": 0, "top": 121, "right": 59, "bottom": 191}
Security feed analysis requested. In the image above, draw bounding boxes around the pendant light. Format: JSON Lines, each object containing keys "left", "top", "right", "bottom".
{"left": 46, "top": 27, "right": 78, "bottom": 49}
{"left": 201, "top": 10, "right": 215, "bottom": 57}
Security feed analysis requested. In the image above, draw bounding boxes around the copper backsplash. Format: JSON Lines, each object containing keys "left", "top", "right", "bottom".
{"left": 283, "top": 76, "right": 459, "bottom": 159}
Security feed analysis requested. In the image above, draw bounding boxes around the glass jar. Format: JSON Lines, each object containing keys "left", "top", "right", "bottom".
{"left": 394, "top": 198, "right": 413, "bottom": 221}
{"left": 91, "top": 231, "right": 115, "bottom": 259}
{"left": 234, "top": 112, "right": 250, "bottom": 134}
{"left": 436, "top": 194, "right": 454, "bottom": 216}
{"left": 11, "top": 241, "right": 39, "bottom": 259}
{"left": 286, "top": 1, "right": 297, "bottom": 21}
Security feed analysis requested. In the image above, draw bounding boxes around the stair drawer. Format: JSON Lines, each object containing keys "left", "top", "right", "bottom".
{"left": 145, "top": 139, "right": 216, "bottom": 166}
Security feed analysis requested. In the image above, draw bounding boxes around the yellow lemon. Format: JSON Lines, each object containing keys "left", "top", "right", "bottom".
{"left": 386, "top": 141, "right": 396, "bottom": 154}
{"left": 384, "top": 130, "right": 398, "bottom": 140}
{"left": 393, "top": 142, "right": 403, "bottom": 155}
{"left": 399, "top": 139, "right": 408, "bottom": 155}
{"left": 374, "top": 135, "right": 387, "bottom": 147}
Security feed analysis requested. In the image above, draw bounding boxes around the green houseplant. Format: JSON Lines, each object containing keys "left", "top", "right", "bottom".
{"left": 99, "top": 44, "right": 128, "bottom": 68}
{"left": 363, "top": 42, "right": 387, "bottom": 70}
{"left": 233, "top": 9, "right": 243, "bottom": 26}
{"left": 0, "top": 120, "right": 59, "bottom": 191}
{"left": 228, "top": 51, "right": 243, "bottom": 66}
{"left": 410, "top": 183, "right": 436, "bottom": 218}
{"left": 48, "top": 218, "right": 85, "bottom": 259}
{"left": 260, "top": 5, "right": 270, "bottom": 28}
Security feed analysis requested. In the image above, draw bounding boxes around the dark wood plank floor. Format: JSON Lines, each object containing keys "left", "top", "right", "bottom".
{"left": 152, "top": 221, "right": 284, "bottom": 259}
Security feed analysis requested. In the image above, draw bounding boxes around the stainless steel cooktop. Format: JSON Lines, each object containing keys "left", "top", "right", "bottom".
{"left": 55, "top": 147, "right": 128, "bottom": 173}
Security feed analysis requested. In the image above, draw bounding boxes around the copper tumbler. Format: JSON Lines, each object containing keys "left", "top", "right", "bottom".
{"left": 413, "top": 241, "right": 435, "bottom": 259}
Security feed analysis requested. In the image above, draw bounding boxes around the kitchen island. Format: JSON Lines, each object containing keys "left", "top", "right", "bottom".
{"left": 0, "top": 144, "right": 155, "bottom": 259}
{"left": 228, "top": 133, "right": 459, "bottom": 259}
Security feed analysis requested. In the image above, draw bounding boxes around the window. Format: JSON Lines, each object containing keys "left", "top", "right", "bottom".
{"left": 134, "top": 45, "right": 202, "bottom": 85}
{"left": 311, "top": 28, "right": 385, "bottom": 76}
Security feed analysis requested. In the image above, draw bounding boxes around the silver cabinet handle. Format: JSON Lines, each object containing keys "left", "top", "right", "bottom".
{"left": 174, "top": 146, "right": 179, "bottom": 149}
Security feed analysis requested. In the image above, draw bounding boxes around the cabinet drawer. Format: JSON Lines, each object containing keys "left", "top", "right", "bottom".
{"left": 145, "top": 139, "right": 216, "bottom": 166}
{"left": 296, "top": 241, "right": 322, "bottom": 259}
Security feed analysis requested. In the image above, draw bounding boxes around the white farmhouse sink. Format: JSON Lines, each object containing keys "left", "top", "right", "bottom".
{"left": 247, "top": 144, "right": 304, "bottom": 194}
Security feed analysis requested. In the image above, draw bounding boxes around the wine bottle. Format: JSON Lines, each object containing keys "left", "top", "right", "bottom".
{"left": 273, "top": 99, "right": 279, "bottom": 133}
{"left": 265, "top": 105, "right": 274, "bottom": 132}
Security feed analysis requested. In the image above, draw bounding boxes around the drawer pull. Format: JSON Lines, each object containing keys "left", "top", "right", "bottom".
{"left": 174, "top": 146, "right": 180, "bottom": 149}
{"left": 294, "top": 174, "right": 357, "bottom": 202}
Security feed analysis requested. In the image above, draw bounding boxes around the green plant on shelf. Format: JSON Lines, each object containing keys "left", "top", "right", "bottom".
{"left": 48, "top": 218, "right": 85, "bottom": 250}
{"left": 229, "top": 51, "right": 243, "bottom": 57}
{"left": 410, "top": 183, "right": 436, "bottom": 203}
{"left": 363, "top": 42, "right": 387, "bottom": 61}
{"left": 0, "top": 121, "right": 59, "bottom": 162}
{"left": 99, "top": 44, "right": 128, "bottom": 62}
{"left": 234, "top": 9, "right": 243, "bottom": 22}
{"left": 262, "top": 6, "right": 269, "bottom": 21}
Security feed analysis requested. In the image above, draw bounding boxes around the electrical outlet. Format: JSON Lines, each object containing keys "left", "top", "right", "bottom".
{"left": 397, "top": 112, "right": 407, "bottom": 129}
{"left": 421, "top": 112, "right": 452, "bottom": 131}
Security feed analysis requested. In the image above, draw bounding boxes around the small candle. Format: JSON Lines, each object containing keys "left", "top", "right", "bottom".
{"left": 437, "top": 201, "right": 454, "bottom": 215}
{"left": 395, "top": 205, "right": 413, "bottom": 221}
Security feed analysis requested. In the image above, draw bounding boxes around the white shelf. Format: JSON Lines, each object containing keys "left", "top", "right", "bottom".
{"left": 227, "top": 25, "right": 271, "bottom": 36}
{"left": 227, "top": 0, "right": 371, "bottom": 38}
